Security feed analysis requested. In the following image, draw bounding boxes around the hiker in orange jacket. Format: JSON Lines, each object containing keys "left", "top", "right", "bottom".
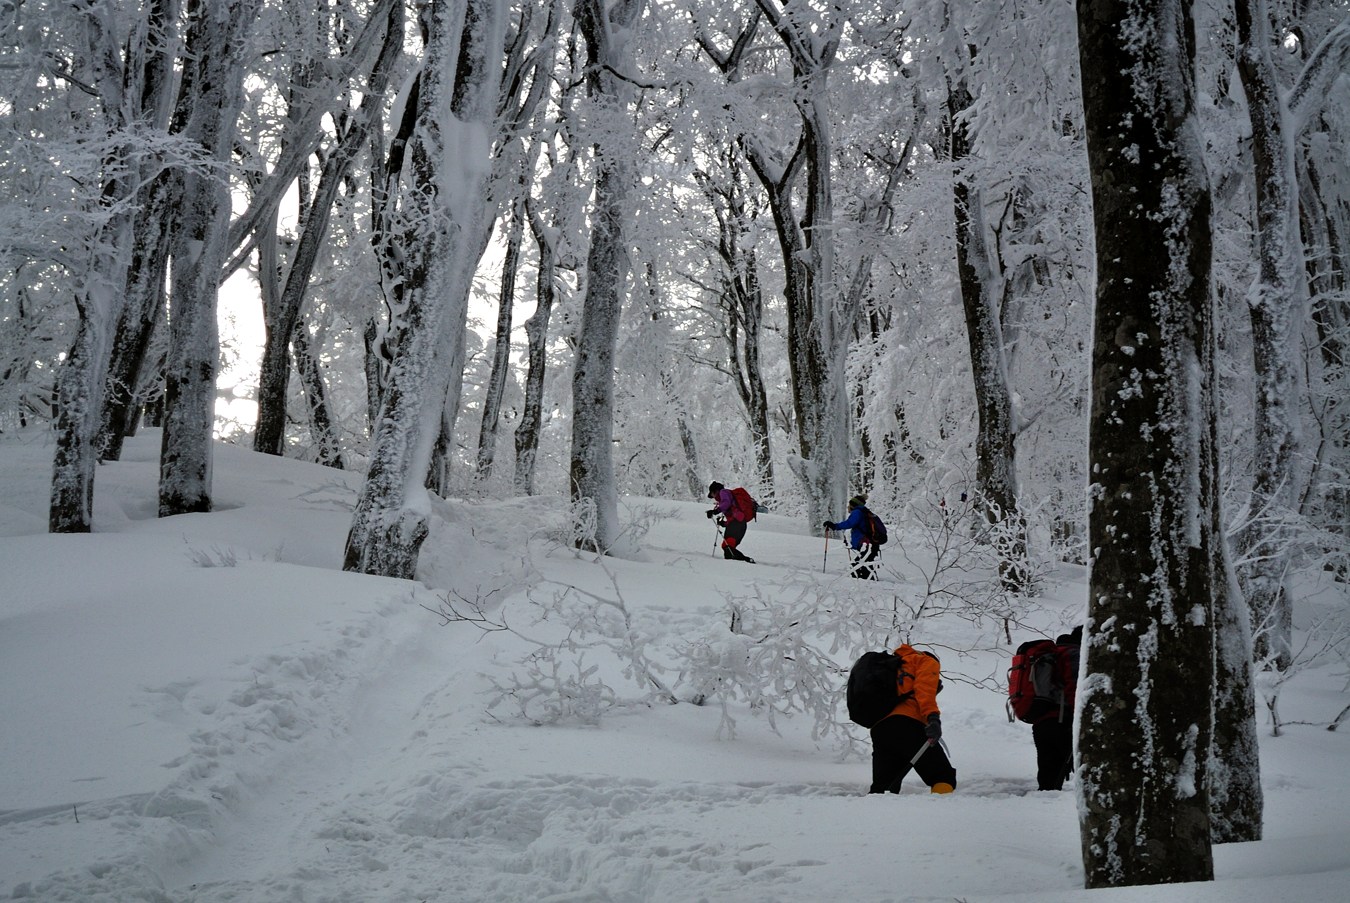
{"left": 870, "top": 644, "right": 957, "bottom": 794}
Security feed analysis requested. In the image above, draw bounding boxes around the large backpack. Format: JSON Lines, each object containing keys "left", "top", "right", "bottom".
{"left": 861, "top": 509, "right": 888, "bottom": 545}
{"left": 729, "top": 487, "right": 758, "bottom": 522}
{"left": 1007, "top": 638, "right": 1069, "bottom": 724}
{"left": 846, "top": 648, "right": 940, "bottom": 728}
{"left": 1054, "top": 637, "right": 1081, "bottom": 710}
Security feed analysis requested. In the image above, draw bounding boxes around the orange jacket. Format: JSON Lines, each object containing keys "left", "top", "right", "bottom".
{"left": 886, "top": 644, "right": 942, "bottom": 723}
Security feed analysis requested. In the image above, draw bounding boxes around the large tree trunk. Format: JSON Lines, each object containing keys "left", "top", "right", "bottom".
{"left": 1207, "top": 302, "right": 1264, "bottom": 841}
{"left": 51, "top": 1, "right": 180, "bottom": 530}
{"left": 99, "top": 188, "right": 173, "bottom": 462}
{"left": 569, "top": 0, "right": 647, "bottom": 554}
{"left": 1077, "top": 0, "right": 1216, "bottom": 887}
{"left": 1234, "top": 0, "right": 1302, "bottom": 671}
{"left": 51, "top": 243, "right": 127, "bottom": 531}
{"left": 98, "top": 0, "right": 181, "bottom": 463}
{"left": 947, "top": 71, "right": 1026, "bottom": 589}
{"left": 1234, "top": 7, "right": 1350, "bottom": 670}
{"left": 159, "top": 0, "right": 264, "bottom": 517}
{"left": 344, "top": 0, "right": 505, "bottom": 577}
{"left": 1298, "top": 148, "right": 1347, "bottom": 535}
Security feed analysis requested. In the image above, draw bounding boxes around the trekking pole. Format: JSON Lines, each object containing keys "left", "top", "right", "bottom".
{"left": 822, "top": 529, "right": 830, "bottom": 573}
{"left": 910, "top": 739, "right": 933, "bottom": 765}
{"left": 712, "top": 522, "right": 722, "bottom": 556}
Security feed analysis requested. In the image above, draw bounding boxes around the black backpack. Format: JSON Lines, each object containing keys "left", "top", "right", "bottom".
{"left": 862, "top": 509, "right": 888, "bottom": 545}
{"left": 846, "top": 648, "right": 940, "bottom": 728}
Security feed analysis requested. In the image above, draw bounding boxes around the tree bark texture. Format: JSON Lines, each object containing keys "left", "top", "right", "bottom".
{"left": 97, "top": 0, "right": 181, "bottom": 463}
{"left": 1234, "top": 0, "right": 1303, "bottom": 671}
{"left": 291, "top": 324, "right": 344, "bottom": 468}
{"left": 698, "top": 156, "right": 775, "bottom": 502}
{"left": 159, "top": 0, "right": 264, "bottom": 518}
{"left": 254, "top": 0, "right": 403, "bottom": 458}
{"left": 51, "top": 0, "right": 179, "bottom": 531}
{"left": 947, "top": 71, "right": 1025, "bottom": 589}
{"left": 1077, "top": 0, "right": 1216, "bottom": 887}
{"left": 477, "top": 198, "right": 524, "bottom": 480}
{"left": 708, "top": 4, "right": 847, "bottom": 528}
{"left": 344, "top": 0, "right": 505, "bottom": 577}
{"left": 514, "top": 202, "right": 558, "bottom": 496}
{"left": 569, "top": 0, "right": 647, "bottom": 553}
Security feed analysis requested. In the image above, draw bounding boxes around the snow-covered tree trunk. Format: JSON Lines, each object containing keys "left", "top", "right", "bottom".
{"left": 1234, "top": 0, "right": 1302, "bottom": 671}
{"left": 50, "top": 4, "right": 144, "bottom": 531}
{"left": 477, "top": 198, "right": 524, "bottom": 481}
{"left": 1299, "top": 150, "right": 1347, "bottom": 535}
{"left": 700, "top": 4, "right": 848, "bottom": 528}
{"left": 1235, "top": 4, "right": 1350, "bottom": 670}
{"left": 947, "top": 69, "right": 1025, "bottom": 589}
{"left": 290, "top": 324, "right": 344, "bottom": 468}
{"left": 640, "top": 260, "right": 703, "bottom": 499}
{"left": 1207, "top": 327, "right": 1264, "bottom": 841}
{"left": 570, "top": 0, "right": 647, "bottom": 554}
{"left": 476, "top": 1, "right": 561, "bottom": 485}
{"left": 759, "top": 0, "right": 847, "bottom": 530}
{"left": 696, "top": 156, "right": 775, "bottom": 501}
{"left": 514, "top": 199, "right": 560, "bottom": 496}
{"left": 99, "top": 179, "right": 174, "bottom": 462}
{"left": 1077, "top": 0, "right": 1216, "bottom": 887}
{"left": 1209, "top": 550, "right": 1265, "bottom": 841}
{"left": 253, "top": 0, "right": 403, "bottom": 459}
{"left": 158, "top": 0, "right": 263, "bottom": 517}
{"left": 52, "top": 0, "right": 184, "bottom": 529}
{"left": 344, "top": 0, "right": 506, "bottom": 577}
{"left": 97, "top": 0, "right": 181, "bottom": 463}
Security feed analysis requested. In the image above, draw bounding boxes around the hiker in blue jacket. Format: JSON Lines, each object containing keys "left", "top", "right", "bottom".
{"left": 823, "top": 494, "right": 882, "bottom": 579}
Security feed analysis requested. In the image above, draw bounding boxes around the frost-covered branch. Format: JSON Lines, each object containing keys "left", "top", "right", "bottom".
{"left": 1287, "top": 19, "right": 1350, "bottom": 134}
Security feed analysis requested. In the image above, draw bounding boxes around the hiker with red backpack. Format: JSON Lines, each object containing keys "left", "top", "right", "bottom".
{"left": 706, "top": 481, "right": 756, "bottom": 563}
{"left": 823, "top": 494, "right": 886, "bottom": 579}
{"left": 1007, "top": 625, "right": 1082, "bottom": 790}
{"left": 846, "top": 643, "right": 957, "bottom": 794}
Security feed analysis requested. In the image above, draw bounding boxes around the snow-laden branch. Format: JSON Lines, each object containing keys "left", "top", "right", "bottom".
{"left": 224, "top": 0, "right": 401, "bottom": 259}
{"left": 1288, "top": 19, "right": 1350, "bottom": 134}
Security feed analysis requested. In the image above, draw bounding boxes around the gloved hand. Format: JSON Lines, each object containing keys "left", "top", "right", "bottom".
{"left": 822, "top": 521, "right": 833, "bottom": 530}
{"left": 925, "top": 714, "right": 942, "bottom": 741}
{"left": 706, "top": 509, "right": 716, "bottom": 519}
{"left": 716, "top": 517, "right": 726, "bottom": 527}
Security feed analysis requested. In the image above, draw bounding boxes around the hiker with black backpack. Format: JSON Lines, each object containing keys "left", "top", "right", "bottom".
{"left": 823, "top": 494, "right": 886, "bottom": 579}
{"left": 1007, "top": 625, "right": 1082, "bottom": 790}
{"left": 846, "top": 644, "right": 956, "bottom": 794}
{"left": 706, "top": 481, "right": 756, "bottom": 563}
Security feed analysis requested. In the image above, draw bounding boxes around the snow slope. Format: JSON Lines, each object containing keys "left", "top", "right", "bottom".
{"left": 1, "top": 431, "right": 1346, "bottom": 902}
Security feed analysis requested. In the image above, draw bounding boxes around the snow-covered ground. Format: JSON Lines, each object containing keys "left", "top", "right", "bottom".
{"left": 1, "top": 430, "right": 1347, "bottom": 902}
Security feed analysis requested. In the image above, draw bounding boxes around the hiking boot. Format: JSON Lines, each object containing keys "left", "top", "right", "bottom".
{"left": 930, "top": 782, "right": 955, "bottom": 794}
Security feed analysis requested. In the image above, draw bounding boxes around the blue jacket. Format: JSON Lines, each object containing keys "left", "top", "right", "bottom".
{"left": 829, "top": 506, "right": 872, "bottom": 551}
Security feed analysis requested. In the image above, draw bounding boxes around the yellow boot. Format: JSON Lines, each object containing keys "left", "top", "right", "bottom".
{"left": 930, "top": 782, "right": 955, "bottom": 794}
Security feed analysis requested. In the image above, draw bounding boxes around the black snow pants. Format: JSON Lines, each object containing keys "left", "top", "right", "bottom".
{"left": 869, "top": 715, "right": 957, "bottom": 793}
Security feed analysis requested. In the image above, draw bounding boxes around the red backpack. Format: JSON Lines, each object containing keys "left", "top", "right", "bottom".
{"left": 1007, "top": 638, "right": 1071, "bottom": 724}
{"left": 728, "top": 487, "right": 758, "bottom": 523}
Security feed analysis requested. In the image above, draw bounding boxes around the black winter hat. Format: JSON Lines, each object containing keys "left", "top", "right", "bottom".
{"left": 708, "top": 481, "right": 725, "bottom": 498}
